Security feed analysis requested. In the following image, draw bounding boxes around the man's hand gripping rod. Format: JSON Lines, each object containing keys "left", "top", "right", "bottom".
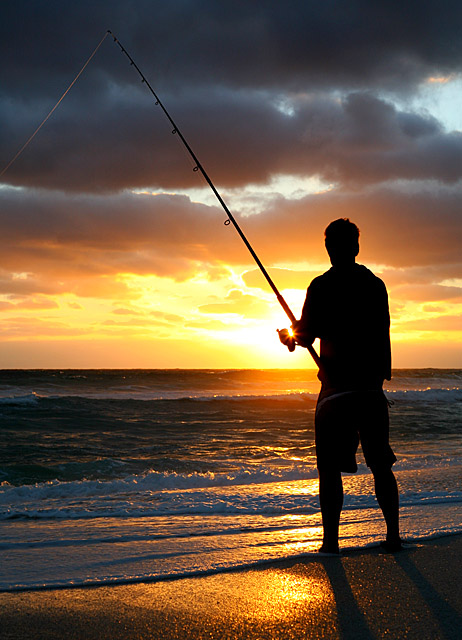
{"left": 108, "top": 31, "right": 321, "bottom": 369}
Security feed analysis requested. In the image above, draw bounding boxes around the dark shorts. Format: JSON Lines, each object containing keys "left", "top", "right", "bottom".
{"left": 315, "top": 388, "right": 396, "bottom": 473}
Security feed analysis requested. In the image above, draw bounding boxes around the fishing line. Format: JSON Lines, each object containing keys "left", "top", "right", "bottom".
{"left": 2, "top": 29, "right": 320, "bottom": 367}
{"left": 0, "top": 31, "right": 109, "bottom": 180}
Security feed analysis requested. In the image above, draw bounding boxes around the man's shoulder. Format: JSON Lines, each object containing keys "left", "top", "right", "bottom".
{"left": 324, "top": 264, "right": 385, "bottom": 284}
{"left": 356, "top": 264, "right": 388, "bottom": 292}
{"left": 355, "top": 263, "right": 384, "bottom": 280}
{"left": 307, "top": 264, "right": 387, "bottom": 295}
{"left": 308, "top": 272, "right": 328, "bottom": 288}
{"left": 306, "top": 271, "right": 332, "bottom": 297}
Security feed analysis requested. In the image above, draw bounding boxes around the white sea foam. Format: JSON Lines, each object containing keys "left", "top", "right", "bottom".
{"left": 0, "top": 466, "right": 319, "bottom": 506}
{"left": 2, "top": 469, "right": 461, "bottom": 521}
{"left": 385, "top": 387, "right": 462, "bottom": 402}
{"left": 2, "top": 450, "right": 460, "bottom": 509}
{"left": 0, "top": 393, "right": 39, "bottom": 406}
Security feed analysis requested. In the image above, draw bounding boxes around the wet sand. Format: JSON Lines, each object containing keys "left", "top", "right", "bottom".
{"left": 1, "top": 535, "right": 461, "bottom": 639}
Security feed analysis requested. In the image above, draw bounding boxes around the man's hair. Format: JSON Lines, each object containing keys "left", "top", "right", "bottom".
{"left": 324, "top": 218, "right": 360, "bottom": 249}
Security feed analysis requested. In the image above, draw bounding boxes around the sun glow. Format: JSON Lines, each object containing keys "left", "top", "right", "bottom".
{"left": 0, "top": 258, "right": 459, "bottom": 368}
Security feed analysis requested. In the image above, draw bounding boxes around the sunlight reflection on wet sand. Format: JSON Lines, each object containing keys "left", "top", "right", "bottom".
{"left": 1, "top": 537, "right": 461, "bottom": 639}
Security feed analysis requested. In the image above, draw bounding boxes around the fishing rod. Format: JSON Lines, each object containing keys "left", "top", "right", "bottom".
{"left": 108, "top": 30, "right": 321, "bottom": 368}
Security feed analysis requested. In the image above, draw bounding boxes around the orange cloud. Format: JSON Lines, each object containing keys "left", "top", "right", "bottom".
{"left": 242, "top": 268, "right": 321, "bottom": 291}
{"left": 395, "top": 314, "right": 462, "bottom": 331}
{"left": 390, "top": 284, "right": 462, "bottom": 301}
{"left": 199, "top": 289, "right": 270, "bottom": 317}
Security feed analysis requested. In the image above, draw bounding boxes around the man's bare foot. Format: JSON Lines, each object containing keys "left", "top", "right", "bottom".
{"left": 380, "top": 539, "right": 403, "bottom": 552}
{"left": 318, "top": 543, "right": 340, "bottom": 554}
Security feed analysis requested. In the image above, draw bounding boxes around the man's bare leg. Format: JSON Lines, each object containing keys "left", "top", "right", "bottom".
{"left": 318, "top": 469, "right": 343, "bottom": 553}
{"left": 371, "top": 466, "right": 401, "bottom": 549}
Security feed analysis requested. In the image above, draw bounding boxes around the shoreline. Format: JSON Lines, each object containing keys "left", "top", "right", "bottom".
{"left": 0, "top": 532, "right": 458, "bottom": 595}
{"left": 1, "top": 533, "right": 461, "bottom": 639}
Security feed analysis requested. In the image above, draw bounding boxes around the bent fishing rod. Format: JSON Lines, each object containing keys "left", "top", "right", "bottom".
{"left": 108, "top": 31, "right": 321, "bottom": 368}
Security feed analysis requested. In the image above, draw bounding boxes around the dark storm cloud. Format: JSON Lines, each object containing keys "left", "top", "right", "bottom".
{"left": 2, "top": 87, "right": 460, "bottom": 192}
{"left": 2, "top": 1, "right": 462, "bottom": 193}
{"left": 3, "top": 0, "right": 462, "bottom": 95}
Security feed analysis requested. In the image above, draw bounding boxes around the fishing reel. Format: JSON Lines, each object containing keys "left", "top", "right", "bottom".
{"left": 277, "top": 328, "right": 296, "bottom": 352}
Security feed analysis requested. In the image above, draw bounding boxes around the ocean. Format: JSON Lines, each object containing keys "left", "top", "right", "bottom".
{"left": 0, "top": 368, "right": 461, "bottom": 591}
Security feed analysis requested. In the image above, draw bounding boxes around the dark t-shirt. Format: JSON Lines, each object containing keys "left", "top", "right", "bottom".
{"left": 297, "top": 263, "right": 391, "bottom": 390}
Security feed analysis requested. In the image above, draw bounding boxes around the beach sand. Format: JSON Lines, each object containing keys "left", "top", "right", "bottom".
{"left": 1, "top": 535, "right": 461, "bottom": 640}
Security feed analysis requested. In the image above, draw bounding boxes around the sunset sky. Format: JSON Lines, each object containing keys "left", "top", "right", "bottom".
{"left": 1, "top": 1, "right": 461, "bottom": 369}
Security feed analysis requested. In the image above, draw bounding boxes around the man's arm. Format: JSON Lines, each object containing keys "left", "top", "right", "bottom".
{"left": 294, "top": 283, "right": 318, "bottom": 348}
{"left": 292, "top": 320, "right": 316, "bottom": 348}
{"left": 382, "top": 283, "right": 392, "bottom": 381}
{"left": 278, "top": 283, "right": 317, "bottom": 350}
{"left": 277, "top": 280, "right": 325, "bottom": 372}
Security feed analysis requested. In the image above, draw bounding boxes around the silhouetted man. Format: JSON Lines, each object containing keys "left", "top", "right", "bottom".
{"left": 280, "top": 218, "right": 401, "bottom": 553}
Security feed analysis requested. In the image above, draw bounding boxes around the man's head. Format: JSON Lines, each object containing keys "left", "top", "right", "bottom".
{"left": 324, "top": 218, "right": 360, "bottom": 266}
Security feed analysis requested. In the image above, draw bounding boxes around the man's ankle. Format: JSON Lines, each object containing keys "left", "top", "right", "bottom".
{"left": 319, "top": 541, "right": 340, "bottom": 554}
{"left": 381, "top": 538, "right": 402, "bottom": 552}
